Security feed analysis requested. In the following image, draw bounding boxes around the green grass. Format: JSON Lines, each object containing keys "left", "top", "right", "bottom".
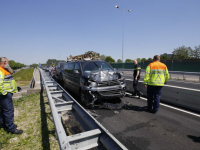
{"left": 0, "top": 93, "right": 59, "bottom": 150}
{"left": 13, "top": 68, "right": 34, "bottom": 82}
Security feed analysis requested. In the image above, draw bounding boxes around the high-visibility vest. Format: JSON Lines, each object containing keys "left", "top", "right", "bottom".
{"left": 0, "top": 66, "right": 18, "bottom": 95}
{"left": 144, "top": 61, "right": 169, "bottom": 86}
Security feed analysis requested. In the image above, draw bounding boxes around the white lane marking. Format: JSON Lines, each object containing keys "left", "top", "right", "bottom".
{"left": 164, "top": 79, "right": 200, "bottom": 84}
{"left": 125, "top": 79, "right": 200, "bottom": 92}
{"left": 125, "top": 92, "right": 200, "bottom": 117}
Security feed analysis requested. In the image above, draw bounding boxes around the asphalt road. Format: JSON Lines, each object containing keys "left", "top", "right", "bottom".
{"left": 64, "top": 88, "right": 200, "bottom": 150}
{"left": 50, "top": 72, "right": 200, "bottom": 150}
{"left": 123, "top": 71, "right": 200, "bottom": 82}
{"left": 94, "top": 95, "right": 200, "bottom": 150}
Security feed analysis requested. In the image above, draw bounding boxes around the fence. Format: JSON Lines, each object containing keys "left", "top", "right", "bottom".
{"left": 110, "top": 59, "right": 200, "bottom": 72}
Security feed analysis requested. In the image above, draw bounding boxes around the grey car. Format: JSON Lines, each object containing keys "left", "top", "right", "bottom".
{"left": 62, "top": 60, "right": 126, "bottom": 106}
{"left": 55, "top": 62, "right": 66, "bottom": 81}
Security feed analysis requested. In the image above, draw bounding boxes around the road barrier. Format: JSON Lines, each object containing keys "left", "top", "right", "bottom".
{"left": 39, "top": 69, "right": 128, "bottom": 150}
{"left": 119, "top": 69, "right": 200, "bottom": 82}
{"left": 30, "top": 68, "right": 36, "bottom": 88}
{"left": 110, "top": 60, "right": 200, "bottom": 72}
{"left": 121, "top": 69, "right": 200, "bottom": 112}
{"left": 125, "top": 79, "right": 200, "bottom": 112}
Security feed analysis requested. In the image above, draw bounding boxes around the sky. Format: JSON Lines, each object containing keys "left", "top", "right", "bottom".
{"left": 0, "top": 0, "right": 200, "bottom": 65}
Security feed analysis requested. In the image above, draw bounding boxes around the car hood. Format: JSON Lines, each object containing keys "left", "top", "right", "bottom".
{"left": 82, "top": 70, "right": 123, "bottom": 82}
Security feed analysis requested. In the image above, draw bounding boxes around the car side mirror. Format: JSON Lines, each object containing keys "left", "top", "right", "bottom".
{"left": 73, "top": 70, "right": 80, "bottom": 74}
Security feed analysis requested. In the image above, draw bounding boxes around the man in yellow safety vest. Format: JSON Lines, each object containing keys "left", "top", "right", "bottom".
{"left": 144, "top": 55, "right": 169, "bottom": 113}
{"left": 0, "top": 57, "right": 23, "bottom": 134}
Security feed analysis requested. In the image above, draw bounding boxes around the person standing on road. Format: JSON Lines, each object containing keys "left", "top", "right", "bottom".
{"left": 0, "top": 57, "right": 23, "bottom": 134}
{"left": 132, "top": 60, "right": 142, "bottom": 98}
{"left": 52, "top": 65, "right": 55, "bottom": 76}
{"left": 49, "top": 66, "right": 52, "bottom": 76}
{"left": 144, "top": 55, "right": 169, "bottom": 114}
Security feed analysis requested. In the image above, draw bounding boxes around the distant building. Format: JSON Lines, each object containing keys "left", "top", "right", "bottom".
{"left": 160, "top": 53, "right": 172, "bottom": 58}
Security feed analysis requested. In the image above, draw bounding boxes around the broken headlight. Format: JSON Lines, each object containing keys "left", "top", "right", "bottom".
{"left": 88, "top": 81, "right": 97, "bottom": 87}
{"left": 119, "top": 77, "right": 125, "bottom": 84}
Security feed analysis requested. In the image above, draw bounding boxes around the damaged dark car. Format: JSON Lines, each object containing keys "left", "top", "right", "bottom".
{"left": 62, "top": 60, "right": 126, "bottom": 106}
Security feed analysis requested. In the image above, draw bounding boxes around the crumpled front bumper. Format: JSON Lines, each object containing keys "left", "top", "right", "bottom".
{"left": 84, "top": 83, "right": 126, "bottom": 99}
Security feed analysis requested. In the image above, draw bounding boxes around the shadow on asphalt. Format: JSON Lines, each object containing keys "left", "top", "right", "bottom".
{"left": 122, "top": 105, "right": 148, "bottom": 112}
{"left": 122, "top": 94, "right": 148, "bottom": 112}
{"left": 187, "top": 135, "right": 200, "bottom": 143}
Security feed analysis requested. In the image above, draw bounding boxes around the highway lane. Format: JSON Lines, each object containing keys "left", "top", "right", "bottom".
{"left": 61, "top": 86, "right": 200, "bottom": 150}
{"left": 94, "top": 95, "right": 200, "bottom": 150}
{"left": 49, "top": 72, "right": 200, "bottom": 150}
{"left": 124, "top": 74, "right": 200, "bottom": 90}
{"left": 124, "top": 74, "right": 200, "bottom": 112}
{"left": 51, "top": 82, "right": 200, "bottom": 149}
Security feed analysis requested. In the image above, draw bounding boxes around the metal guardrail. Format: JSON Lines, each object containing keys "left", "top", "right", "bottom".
{"left": 39, "top": 68, "right": 128, "bottom": 150}
{"left": 30, "top": 69, "right": 36, "bottom": 88}
{"left": 118, "top": 69, "right": 200, "bottom": 82}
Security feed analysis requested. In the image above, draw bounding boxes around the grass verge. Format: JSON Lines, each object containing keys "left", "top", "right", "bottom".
{"left": 0, "top": 92, "right": 59, "bottom": 150}
{"left": 13, "top": 68, "right": 34, "bottom": 86}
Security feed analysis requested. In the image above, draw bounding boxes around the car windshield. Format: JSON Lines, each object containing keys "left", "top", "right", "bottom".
{"left": 81, "top": 61, "right": 113, "bottom": 74}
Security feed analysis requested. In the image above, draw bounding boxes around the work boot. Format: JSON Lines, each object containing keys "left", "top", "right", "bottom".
{"left": 146, "top": 107, "right": 152, "bottom": 113}
{"left": 138, "top": 92, "right": 141, "bottom": 99}
{"left": 152, "top": 110, "right": 158, "bottom": 114}
{"left": 10, "top": 129, "right": 23, "bottom": 134}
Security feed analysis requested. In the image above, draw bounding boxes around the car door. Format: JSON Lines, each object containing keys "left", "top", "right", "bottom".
{"left": 62, "top": 64, "right": 69, "bottom": 89}
{"left": 56, "top": 63, "right": 60, "bottom": 77}
{"left": 68, "top": 63, "right": 75, "bottom": 91}
{"left": 59, "top": 63, "right": 65, "bottom": 81}
{"left": 73, "top": 62, "right": 81, "bottom": 94}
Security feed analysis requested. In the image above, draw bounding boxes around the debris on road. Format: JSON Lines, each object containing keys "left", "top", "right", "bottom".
{"left": 114, "top": 111, "right": 119, "bottom": 114}
{"left": 87, "top": 110, "right": 101, "bottom": 118}
{"left": 102, "top": 103, "right": 122, "bottom": 110}
{"left": 123, "top": 101, "right": 133, "bottom": 109}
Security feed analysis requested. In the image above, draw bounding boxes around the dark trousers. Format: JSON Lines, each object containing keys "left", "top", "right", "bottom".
{"left": 133, "top": 76, "right": 140, "bottom": 94}
{"left": 0, "top": 93, "right": 16, "bottom": 132}
{"left": 147, "top": 85, "right": 163, "bottom": 113}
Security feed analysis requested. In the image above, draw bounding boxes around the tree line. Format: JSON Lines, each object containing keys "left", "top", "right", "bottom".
{"left": 29, "top": 59, "right": 66, "bottom": 68}
{"left": 38, "top": 45, "right": 200, "bottom": 65}
{"left": 100, "top": 55, "right": 153, "bottom": 63}
{"left": 9, "top": 60, "right": 26, "bottom": 69}
{"left": 102, "top": 45, "right": 200, "bottom": 63}
{"left": 170, "top": 45, "right": 200, "bottom": 59}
